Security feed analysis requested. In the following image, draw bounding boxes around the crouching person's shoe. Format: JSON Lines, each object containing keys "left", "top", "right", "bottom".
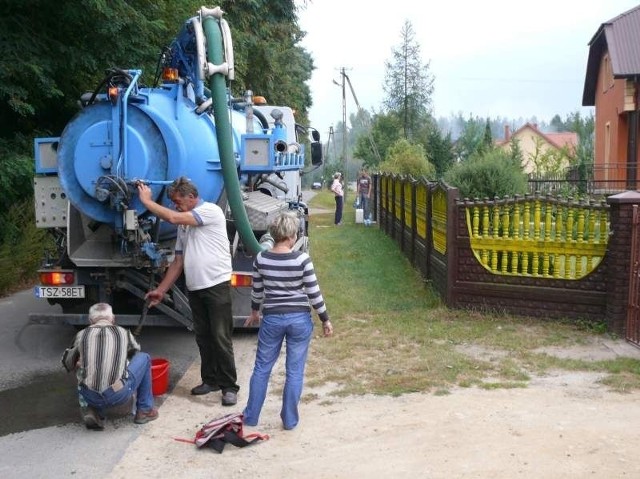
{"left": 81, "top": 406, "right": 105, "bottom": 431}
{"left": 134, "top": 408, "right": 159, "bottom": 424}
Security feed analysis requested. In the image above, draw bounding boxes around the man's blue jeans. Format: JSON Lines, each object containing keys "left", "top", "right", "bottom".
{"left": 79, "top": 352, "right": 154, "bottom": 416}
{"left": 358, "top": 192, "right": 370, "bottom": 219}
{"left": 243, "top": 312, "right": 313, "bottom": 430}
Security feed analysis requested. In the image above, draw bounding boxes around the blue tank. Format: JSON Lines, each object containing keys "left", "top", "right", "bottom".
{"left": 56, "top": 80, "right": 245, "bottom": 227}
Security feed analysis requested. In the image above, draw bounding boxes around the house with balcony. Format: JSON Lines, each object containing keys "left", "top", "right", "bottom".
{"left": 582, "top": 4, "right": 640, "bottom": 192}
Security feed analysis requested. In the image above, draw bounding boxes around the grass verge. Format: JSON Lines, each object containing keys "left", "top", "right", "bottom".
{"left": 304, "top": 190, "right": 640, "bottom": 396}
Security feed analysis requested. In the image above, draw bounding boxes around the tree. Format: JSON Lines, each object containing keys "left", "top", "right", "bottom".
{"left": 550, "top": 114, "right": 565, "bottom": 132}
{"left": 226, "top": 0, "right": 313, "bottom": 121}
{"left": 526, "top": 137, "right": 574, "bottom": 176}
{"left": 445, "top": 148, "right": 528, "bottom": 199}
{"left": 0, "top": 0, "right": 313, "bottom": 141}
{"left": 482, "top": 119, "right": 494, "bottom": 150}
{"left": 424, "top": 127, "right": 455, "bottom": 179}
{"left": 563, "top": 111, "right": 594, "bottom": 194}
{"left": 454, "top": 115, "right": 485, "bottom": 162}
{"left": 382, "top": 20, "right": 435, "bottom": 141}
{"left": 508, "top": 135, "right": 524, "bottom": 169}
{"left": 378, "top": 139, "right": 435, "bottom": 178}
{"left": 0, "top": 0, "right": 184, "bottom": 140}
{"left": 353, "top": 111, "right": 402, "bottom": 169}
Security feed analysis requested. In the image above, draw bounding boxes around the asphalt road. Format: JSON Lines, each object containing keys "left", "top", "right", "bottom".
{"left": 0, "top": 288, "right": 200, "bottom": 478}
{"left": 0, "top": 191, "right": 314, "bottom": 477}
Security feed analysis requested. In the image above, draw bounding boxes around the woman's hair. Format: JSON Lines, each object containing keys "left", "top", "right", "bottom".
{"left": 88, "top": 302, "right": 115, "bottom": 324}
{"left": 269, "top": 212, "right": 300, "bottom": 243}
{"left": 334, "top": 172, "right": 341, "bottom": 179}
{"left": 167, "top": 176, "right": 199, "bottom": 198}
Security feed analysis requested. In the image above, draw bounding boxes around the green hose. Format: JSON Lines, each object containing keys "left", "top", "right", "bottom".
{"left": 203, "top": 16, "right": 265, "bottom": 254}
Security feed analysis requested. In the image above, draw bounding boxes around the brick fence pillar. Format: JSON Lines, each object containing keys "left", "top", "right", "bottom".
{"left": 606, "top": 191, "right": 640, "bottom": 335}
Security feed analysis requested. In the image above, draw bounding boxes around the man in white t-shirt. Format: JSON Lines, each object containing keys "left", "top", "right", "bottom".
{"left": 138, "top": 177, "right": 239, "bottom": 406}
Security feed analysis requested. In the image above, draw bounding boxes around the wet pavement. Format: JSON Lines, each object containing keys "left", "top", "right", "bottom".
{"left": 0, "top": 370, "right": 77, "bottom": 436}
{"left": 0, "top": 365, "right": 185, "bottom": 437}
{"left": 0, "top": 289, "right": 199, "bottom": 438}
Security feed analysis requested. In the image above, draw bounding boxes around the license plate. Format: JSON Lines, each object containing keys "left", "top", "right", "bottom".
{"left": 34, "top": 286, "right": 85, "bottom": 298}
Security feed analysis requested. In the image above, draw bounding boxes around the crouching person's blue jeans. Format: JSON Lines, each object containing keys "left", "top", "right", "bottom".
{"left": 243, "top": 312, "right": 313, "bottom": 430}
{"left": 80, "top": 351, "right": 154, "bottom": 417}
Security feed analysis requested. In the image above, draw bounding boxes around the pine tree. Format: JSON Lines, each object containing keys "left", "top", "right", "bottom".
{"left": 382, "top": 20, "right": 434, "bottom": 141}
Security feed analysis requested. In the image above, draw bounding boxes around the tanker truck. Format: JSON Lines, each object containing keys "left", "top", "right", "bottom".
{"left": 29, "top": 6, "right": 322, "bottom": 330}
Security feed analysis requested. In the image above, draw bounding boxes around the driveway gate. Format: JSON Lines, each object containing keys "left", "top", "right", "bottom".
{"left": 627, "top": 205, "right": 640, "bottom": 346}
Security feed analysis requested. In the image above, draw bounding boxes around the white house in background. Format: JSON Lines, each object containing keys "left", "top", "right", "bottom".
{"left": 495, "top": 123, "right": 578, "bottom": 174}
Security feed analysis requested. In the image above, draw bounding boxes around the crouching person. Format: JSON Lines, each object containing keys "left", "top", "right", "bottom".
{"left": 62, "top": 302, "right": 159, "bottom": 430}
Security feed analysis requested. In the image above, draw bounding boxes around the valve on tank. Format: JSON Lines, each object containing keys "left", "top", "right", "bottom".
{"left": 270, "top": 109, "right": 287, "bottom": 153}
{"left": 244, "top": 90, "right": 254, "bottom": 134}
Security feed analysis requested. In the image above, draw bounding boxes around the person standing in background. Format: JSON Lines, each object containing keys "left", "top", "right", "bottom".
{"left": 356, "top": 168, "right": 372, "bottom": 220}
{"left": 330, "top": 172, "right": 344, "bottom": 226}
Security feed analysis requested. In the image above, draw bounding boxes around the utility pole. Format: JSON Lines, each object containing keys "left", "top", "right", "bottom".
{"left": 339, "top": 67, "right": 348, "bottom": 201}
{"left": 343, "top": 72, "right": 382, "bottom": 165}
{"left": 323, "top": 126, "right": 335, "bottom": 188}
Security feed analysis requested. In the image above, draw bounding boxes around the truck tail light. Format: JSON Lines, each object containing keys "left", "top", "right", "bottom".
{"left": 231, "top": 272, "right": 252, "bottom": 288}
{"left": 108, "top": 86, "right": 119, "bottom": 104}
{"left": 39, "top": 271, "right": 75, "bottom": 286}
{"left": 162, "top": 67, "right": 179, "bottom": 82}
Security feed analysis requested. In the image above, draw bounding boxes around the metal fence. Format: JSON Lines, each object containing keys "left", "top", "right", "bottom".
{"left": 374, "top": 172, "right": 636, "bottom": 333}
{"left": 528, "top": 164, "right": 640, "bottom": 196}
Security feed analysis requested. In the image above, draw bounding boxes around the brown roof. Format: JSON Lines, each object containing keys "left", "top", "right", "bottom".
{"left": 545, "top": 131, "right": 578, "bottom": 151}
{"left": 583, "top": 5, "right": 640, "bottom": 106}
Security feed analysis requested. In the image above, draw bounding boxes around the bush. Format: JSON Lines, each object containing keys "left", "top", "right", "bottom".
{"left": 445, "top": 149, "right": 528, "bottom": 199}
{"left": 379, "top": 139, "right": 435, "bottom": 178}
{"left": 0, "top": 197, "right": 52, "bottom": 295}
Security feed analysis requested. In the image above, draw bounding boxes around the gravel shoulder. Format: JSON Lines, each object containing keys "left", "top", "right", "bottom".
{"left": 108, "top": 335, "right": 640, "bottom": 479}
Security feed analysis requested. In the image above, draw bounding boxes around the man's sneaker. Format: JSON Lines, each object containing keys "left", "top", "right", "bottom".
{"left": 190, "top": 383, "right": 220, "bottom": 395}
{"left": 221, "top": 390, "right": 237, "bottom": 406}
{"left": 81, "top": 406, "right": 105, "bottom": 431}
{"left": 134, "top": 408, "right": 159, "bottom": 424}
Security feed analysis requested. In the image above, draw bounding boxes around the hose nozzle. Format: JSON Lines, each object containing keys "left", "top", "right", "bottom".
{"left": 274, "top": 140, "right": 287, "bottom": 153}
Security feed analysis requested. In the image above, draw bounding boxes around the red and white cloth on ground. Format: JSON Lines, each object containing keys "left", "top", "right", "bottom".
{"left": 176, "top": 412, "right": 269, "bottom": 453}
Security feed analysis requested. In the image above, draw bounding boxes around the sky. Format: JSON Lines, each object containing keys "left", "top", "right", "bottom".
{"left": 298, "top": 0, "right": 640, "bottom": 138}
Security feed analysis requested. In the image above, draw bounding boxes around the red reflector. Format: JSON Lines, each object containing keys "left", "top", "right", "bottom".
{"left": 39, "top": 271, "right": 75, "bottom": 286}
{"left": 231, "top": 273, "right": 252, "bottom": 287}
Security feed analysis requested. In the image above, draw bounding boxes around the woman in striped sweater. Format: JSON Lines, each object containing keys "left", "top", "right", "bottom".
{"left": 243, "top": 212, "right": 333, "bottom": 430}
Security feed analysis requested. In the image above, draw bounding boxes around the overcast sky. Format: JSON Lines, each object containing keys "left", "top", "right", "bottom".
{"left": 298, "top": 0, "right": 640, "bottom": 137}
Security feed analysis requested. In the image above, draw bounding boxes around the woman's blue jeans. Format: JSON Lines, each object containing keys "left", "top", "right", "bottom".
{"left": 79, "top": 352, "right": 154, "bottom": 416}
{"left": 243, "top": 312, "right": 313, "bottom": 430}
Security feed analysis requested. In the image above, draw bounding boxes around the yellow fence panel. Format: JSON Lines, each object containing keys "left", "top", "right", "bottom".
{"left": 465, "top": 196, "right": 609, "bottom": 279}
{"left": 404, "top": 182, "right": 413, "bottom": 229}
{"left": 416, "top": 183, "right": 428, "bottom": 239}
{"left": 432, "top": 188, "right": 447, "bottom": 255}
{"left": 394, "top": 178, "right": 403, "bottom": 221}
